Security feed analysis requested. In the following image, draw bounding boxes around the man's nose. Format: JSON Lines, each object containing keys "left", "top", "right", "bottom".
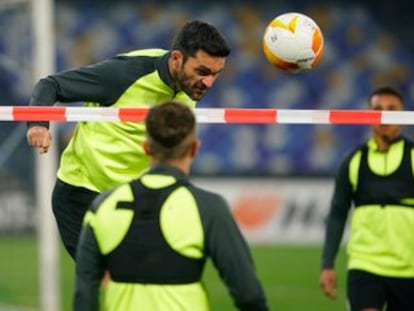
{"left": 201, "top": 75, "right": 215, "bottom": 88}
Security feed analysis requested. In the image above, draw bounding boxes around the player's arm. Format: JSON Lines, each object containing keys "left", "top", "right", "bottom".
{"left": 200, "top": 193, "right": 269, "bottom": 311}
{"left": 73, "top": 212, "right": 105, "bottom": 311}
{"left": 27, "top": 55, "right": 141, "bottom": 152}
{"left": 28, "top": 56, "right": 136, "bottom": 123}
{"left": 320, "top": 155, "right": 353, "bottom": 299}
{"left": 30, "top": 55, "right": 146, "bottom": 107}
{"left": 321, "top": 156, "right": 353, "bottom": 269}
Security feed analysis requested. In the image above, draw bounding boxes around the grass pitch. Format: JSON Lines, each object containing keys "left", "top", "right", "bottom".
{"left": 0, "top": 235, "right": 347, "bottom": 310}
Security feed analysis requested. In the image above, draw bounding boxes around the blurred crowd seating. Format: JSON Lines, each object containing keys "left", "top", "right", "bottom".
{"left": 1, "top": 0, "right": 414, "bottom": 193}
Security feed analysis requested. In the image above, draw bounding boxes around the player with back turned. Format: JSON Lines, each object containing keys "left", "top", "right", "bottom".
{"left": 73, "top": 101, "right": 269, "bottom": 311}
{"left": 26, "top": 20, "right": 230, "bottom": 260}
{"left": 320, "top": 86, "right": 414, "bottom": 310}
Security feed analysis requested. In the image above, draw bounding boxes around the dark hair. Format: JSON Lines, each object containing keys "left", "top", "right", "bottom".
{"left": 171, "top": 20, "right": 231, "bottom": 59}
{"left": 369, "top": 86, "right": 403, "bottom": 105}
{"left": 145, "top": 101, "right": 196, "bottom": 160}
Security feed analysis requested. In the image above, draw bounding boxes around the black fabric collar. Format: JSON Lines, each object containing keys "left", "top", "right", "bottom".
{"left": 155, "top": 52, "right": 176, "bottom": 92}
{"left": 146, "top": 164, "right": 189, "bottom": 181}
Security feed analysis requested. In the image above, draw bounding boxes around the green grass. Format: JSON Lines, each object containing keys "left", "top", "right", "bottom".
{"left": 0, "top": 235, "right": 347, "bottom": 310}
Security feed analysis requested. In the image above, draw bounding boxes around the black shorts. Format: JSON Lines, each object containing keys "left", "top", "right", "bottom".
{"left": 51, "top": 178, "right": 100, "bottom": 259}
{"left": 347, "top": 269, "right": 414, "bottom": 311}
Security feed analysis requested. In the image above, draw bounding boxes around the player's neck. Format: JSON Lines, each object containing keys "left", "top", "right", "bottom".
{"left": 152, "top": 158, "right": 191, "bottom": 175}
{"left": 374, "top": 134, "right": 399, "bottom": 152}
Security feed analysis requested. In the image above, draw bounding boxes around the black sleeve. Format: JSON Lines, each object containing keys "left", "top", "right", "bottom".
{"left": 30, "top": 56, "right": 145, "bottom": 107}
{"left": 321, "top": 154, "right": 354, "bottom": 269}
{"left": 199, "top": 191, "right": 269, "bottom": 311}
{"left": 73, "top": 224, "right": 105, "bottom": 311}
{"left": 28, "top": 55, "right": 149, "bottom": 128}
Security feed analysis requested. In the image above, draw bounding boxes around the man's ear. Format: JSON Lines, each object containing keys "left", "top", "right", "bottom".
{"left": 170, "top": 50, "right": 183, "bottom": 71}
{"left": 190, "top": 139, "right": 201, "bottom": 158}
{"left": 143, "top": 140, "right": 152, "bottom": 156}
{"left": 171, "top": 50, "right": 182, "bottom": 61}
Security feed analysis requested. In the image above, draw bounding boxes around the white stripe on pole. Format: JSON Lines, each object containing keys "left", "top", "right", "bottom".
{"left": 277, "top": 109, "right": 330, "bottom": 124}
{"left": 195, "top": 108, "right": 226, "bottom": 123}
{"left": 31, "top": 0, "right": 61, "bottom": 311}
{"left": 66, "top": 107, "right": 121, "bottom": 121}
{"left": 0, "top": 106, "right": 14, "bottom": 120}
{"left": 381, "top": 111, "right": 414, "bottom": 125}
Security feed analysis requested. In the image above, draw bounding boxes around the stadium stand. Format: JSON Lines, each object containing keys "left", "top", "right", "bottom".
{"left": 1, "top": 1, "right": 414, "bottom": 189}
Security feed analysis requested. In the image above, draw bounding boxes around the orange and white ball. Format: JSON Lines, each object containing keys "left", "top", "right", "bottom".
{"left": 263, "top": 12, "right": 324, "bottom": 73}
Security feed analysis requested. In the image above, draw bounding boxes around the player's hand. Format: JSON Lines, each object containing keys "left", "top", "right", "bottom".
{"left": 26, "top": 126, "right": 52, "bottom": 154}
{"left": 320, "top": 268, "right": 338, "bottom": 300}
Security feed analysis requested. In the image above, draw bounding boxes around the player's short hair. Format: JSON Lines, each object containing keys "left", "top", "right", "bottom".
{"left": 368, "top": 86, "right": 404, "bottom": 106}
{"left": 171, "top": 20, "right": 231, "bottom": 60}
{"left": 145, "top": 102, "right": 196, "bottom": 160}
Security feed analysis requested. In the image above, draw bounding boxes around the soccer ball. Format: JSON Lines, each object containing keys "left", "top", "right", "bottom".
{"left": 262, "top": 12, "right": 324, "bottom": 73}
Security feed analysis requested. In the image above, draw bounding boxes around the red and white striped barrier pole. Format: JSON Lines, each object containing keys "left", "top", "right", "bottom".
{"left": 1, "top": 106, "right": 414, "bottom": 124}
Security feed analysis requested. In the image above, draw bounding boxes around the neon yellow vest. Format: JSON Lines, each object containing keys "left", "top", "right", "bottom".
{"left": 347, "top": 138, "right": 414, "bottom": 277}
{"left": 84, "top": 174, "right": 209, "bottom": 311}
{"left": 57, "top": 50, "right": 195, "bottom": 192}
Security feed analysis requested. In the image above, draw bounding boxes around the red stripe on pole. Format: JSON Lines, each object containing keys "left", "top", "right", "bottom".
{"left": 329, "top": 110, "right": 382, "bottom": 124}
{"left": 118, "top": 108, "right": 148, "bottom": 122}
{"left": 224, "top": 109, "right": 277, "bottom": 124}
{"left": 13, "top": 106, "right": 67, "bottom": 121}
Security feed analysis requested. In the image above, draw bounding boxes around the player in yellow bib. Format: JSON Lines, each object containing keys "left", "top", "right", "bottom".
{"left": 320, "top": 86, "right": 414, "bottom": 310}
{"left": 26, "top": 20, "right": 230, "bottom": 259}
{"left": 73, "top": 102, "right": 269, "bottom": 311}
